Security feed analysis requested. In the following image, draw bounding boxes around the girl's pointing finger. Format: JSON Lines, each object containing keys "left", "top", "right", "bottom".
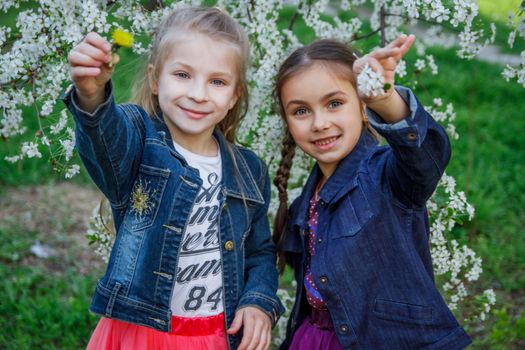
{"left": 84, "top": 32, "right": 112, "bottom": 53}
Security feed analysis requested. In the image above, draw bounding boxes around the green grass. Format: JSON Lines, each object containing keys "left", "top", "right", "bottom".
{"left": 0, "top": 220, "right": 100, "bottom": 349}
{"left": 0, "top": 264, "right": 99, "bottom": 349}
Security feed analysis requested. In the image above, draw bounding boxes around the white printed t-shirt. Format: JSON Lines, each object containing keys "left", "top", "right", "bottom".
{"left": 171, "top": 140, "right": 224, "bottom": 317}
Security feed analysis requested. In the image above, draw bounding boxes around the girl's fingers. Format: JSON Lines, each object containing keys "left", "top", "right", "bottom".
{"left": 246, "top": 319, "right": 263, "bottom": 350}
{"left": 68, "top": 51, "right": 103, "bottom": 68}
{"left": 84, "top": 32, "right": 112, "bottom": 52}
{"left": 369, "top": 46, "right": 401, "bottom": 60}
{"left": 226, "top": 310, "right": 243, "bottom": 335}
{"left": 398, "top": 34, "right": 416, "bottom": 56}
{"left": 238, "top": 320, "right": 254, "bottom": 350}
{"left": 75, "top": 44, "right": 112, "bottom": 64}
{"left": 69, "top": 32, "right": 112, "bottom": 68}
{"left": 370, "top": 34, "right": 416, "bottom": 61}
{"left": 255, "top": 326, "right": 270, "bottom": 350}
{"left": 111, "top": 53, "right": 120, "bottom": 66}
{"left": 385, "top": 33, "right": 409, "bottom": 50}
{"left": 70, "top": 66, "right": 101, "bottom": 78}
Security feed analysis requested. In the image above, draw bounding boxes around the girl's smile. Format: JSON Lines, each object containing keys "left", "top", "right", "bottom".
{"left": 178, "top": 105, "right": 212, "bottom": 120}
{"left": 312, "top": 135, "right": 341, "bottom": 151}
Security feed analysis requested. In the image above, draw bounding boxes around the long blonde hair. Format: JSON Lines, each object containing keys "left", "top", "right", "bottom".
{"left": 132, "top": 6, "right": 250, "bottom": 143}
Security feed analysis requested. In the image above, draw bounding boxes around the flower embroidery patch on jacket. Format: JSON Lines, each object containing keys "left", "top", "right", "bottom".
{"left": 130, "top": 178, "right": 156, "bottom": 220}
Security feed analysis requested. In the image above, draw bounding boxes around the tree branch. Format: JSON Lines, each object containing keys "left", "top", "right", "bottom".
{"left": 351, "top": 28, "right": 381, "bottom": 42}
{"left": 287, "top": 1, "right": 304, "bottom": 31}
{"left": 31, "top": 71, "right": 53, "bottom": 157}
{"left": 384, "top": 12, "right": 463, "bottom": 34}
{"left": 380, "top": 5, "right": 386, "bottom": 47}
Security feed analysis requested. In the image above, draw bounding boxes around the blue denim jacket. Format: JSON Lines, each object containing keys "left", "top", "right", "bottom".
{"left": 62, "top": 83, "right": 284, "bottom": 348}
{"left": 280, "top": 87, "right": 471, "bottom": 349}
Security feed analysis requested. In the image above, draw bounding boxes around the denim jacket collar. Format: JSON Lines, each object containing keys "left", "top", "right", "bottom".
{"left": 151, "top": 112, "right": 264, "bottom": 204}
{"left": 291, "top": 130, "right": 378, "bottom": 227}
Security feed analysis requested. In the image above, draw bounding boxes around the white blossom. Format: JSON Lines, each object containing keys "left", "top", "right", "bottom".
{"left": 21, "top": 141, "right": 42, "bottom": 158}
{"left": 427, "top": 54, "right": 438, "bottom": 75}
{"left": 4, "top": 155, "right": 21, "bottom": 163}
{"left": 59, "top": 127, "right": 76, "bottom": 161}
{"left": 357, "top": 63, "right": 385, "bottom": 97}
{"left": 415, "top": 58, "right": 426, "bottom": 71}
{"left": 508, "top": 30, "right": 517, "bottom": 48}
{"left": 396, "top": 59, "right": 407, "bottom": 77}
{"left": 50, "top": 110, "right": 69, "bottom": 135}
{"left": 64, "top": 164, "right": 80, "bottom": 179}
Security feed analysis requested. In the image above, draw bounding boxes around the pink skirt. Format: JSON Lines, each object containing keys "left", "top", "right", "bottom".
{"left": 87, "top": 313, "right": 228, "bottom": 350}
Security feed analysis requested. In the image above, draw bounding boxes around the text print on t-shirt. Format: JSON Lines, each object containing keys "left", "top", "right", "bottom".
{"left": 171, "top": 172, "right": 225, "bottom": 317}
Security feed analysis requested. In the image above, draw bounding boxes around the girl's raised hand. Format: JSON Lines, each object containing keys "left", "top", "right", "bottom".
{"left": 353, "top": 34, "right": 415, "bottom": 104}
{"left": 68, "top": 32, "right": 119, "bottom": 110}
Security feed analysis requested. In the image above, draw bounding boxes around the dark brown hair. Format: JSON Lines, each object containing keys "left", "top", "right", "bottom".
{"left": 272, "top": 39, "right": 377, "bottom": 272}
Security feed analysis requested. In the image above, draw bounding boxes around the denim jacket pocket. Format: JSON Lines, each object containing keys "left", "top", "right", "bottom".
{"left": 373, "top": 298, "right": 434, "bottom": 325}
{"left": 332, "top": 183, "right": 374, "bottom": 238}
{"left": 123, "top": 164, "right": 170, "bottom": 231}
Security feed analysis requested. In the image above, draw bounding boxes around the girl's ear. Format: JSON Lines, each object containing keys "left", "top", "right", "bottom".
{"left": 147, "top": 64, "right": 158, "bottom": 95}
{"left": 359, "top": 101, "right": 368, "bottom": 122}
{"left": 228, "top": 84, "right": 243, "bottom": 110}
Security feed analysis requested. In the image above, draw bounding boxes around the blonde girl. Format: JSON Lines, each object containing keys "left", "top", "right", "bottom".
{"left": 65, "top": 6, "right": 283, "bottom": 350}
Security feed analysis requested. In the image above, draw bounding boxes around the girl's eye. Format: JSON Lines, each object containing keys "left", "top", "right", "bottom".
{"left": 174, "top": 72, "right": 189, "bottom": 79}
{"left": 328, "top": 100, "right": 342, "bottom": 109}
{"left": 211, "top": 79, "right": 226, "bottom": 86}
{"left": 293, "top": 107, "right": 309, "bottom": 117}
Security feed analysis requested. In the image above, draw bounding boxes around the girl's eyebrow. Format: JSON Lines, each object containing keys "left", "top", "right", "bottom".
{"left": 285, "top": 90, "right": 345, "bottom": 109}
{"left": 169, "top": 61, "right": 234, "bottom": 78}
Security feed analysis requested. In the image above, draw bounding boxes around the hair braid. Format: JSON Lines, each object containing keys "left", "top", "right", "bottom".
{"left": 272, "top": 129, "right": 296, "bottom": 273}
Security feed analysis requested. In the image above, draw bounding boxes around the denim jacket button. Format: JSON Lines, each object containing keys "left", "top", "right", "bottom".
{"left": 407, "top": 132, "right": 417, "bottom": 140}
{"left": 340, "top": 324, "right": 349, "bottom": 333}
{"left": 224, "top": 240, "right": 234, "bottom": 251}
{"left": 319, "top": 276, "right": 328, "bottom": 284}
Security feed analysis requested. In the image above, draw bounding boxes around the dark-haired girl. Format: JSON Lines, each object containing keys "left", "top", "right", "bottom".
{"left": 273, "top": 35, "right": 471, "bottom": 349}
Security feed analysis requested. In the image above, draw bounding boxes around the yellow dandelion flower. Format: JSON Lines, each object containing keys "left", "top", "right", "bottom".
{"left": 111, "top": 28, "right": 133, "bottom": 48}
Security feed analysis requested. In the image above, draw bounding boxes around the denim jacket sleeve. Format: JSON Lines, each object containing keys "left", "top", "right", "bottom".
{"left": 61, "top": 82, "right": 144, "bottom": 210}
{"left": 237, "top": 163, "right": 285, "bottom": 325}
{"left": 365, "top": 86, "right": 452, "bottom": 207}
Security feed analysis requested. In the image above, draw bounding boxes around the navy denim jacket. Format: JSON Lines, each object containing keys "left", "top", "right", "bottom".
{"left": 62, "top": 83, "right": 284, "bottom": 348}
{"left": 280, "top": 87, "right": 471, "bottom": 349}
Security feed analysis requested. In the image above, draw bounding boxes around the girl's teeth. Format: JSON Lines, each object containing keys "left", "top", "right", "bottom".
{"left": 316, "top": 137, "right": 337, "bottom": 145}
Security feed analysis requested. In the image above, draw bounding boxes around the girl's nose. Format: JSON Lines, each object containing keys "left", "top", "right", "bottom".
{"left": 311, "top": 112, "right": 330, "bottom": 131}
{"left": 187, "top": 80, "right": 208, "bottom": 103}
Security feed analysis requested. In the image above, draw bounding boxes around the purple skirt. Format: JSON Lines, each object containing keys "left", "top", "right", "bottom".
{"left": 289, "top": 308, "right": 344, "bottom": 350}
